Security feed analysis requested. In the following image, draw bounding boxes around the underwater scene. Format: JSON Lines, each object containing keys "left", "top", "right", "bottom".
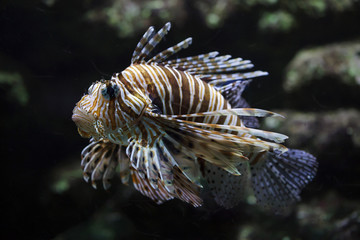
{"left": 1, "top": 0, "right": 360, "bottom": 239}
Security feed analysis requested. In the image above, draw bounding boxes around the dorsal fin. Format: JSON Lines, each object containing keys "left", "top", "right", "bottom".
{"left": 218, "top": 81, "right": 260, "bottom": 128}
{"left": 132, "top": 22, "right": 171, "bottom": 64}
{"left": 148, "top": 37, "right": 192, "bottom": 63}
{"left": 130, "top": 22, "right": 268, "bottom": 91}
{"left": 131, "top": 26, "right": 155, "bottom": 64}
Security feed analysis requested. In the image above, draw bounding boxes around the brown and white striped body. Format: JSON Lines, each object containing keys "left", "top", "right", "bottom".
{"left": 123, "top": 63, "right": 242, "bottom": 128}
{"left": 72, "top": 22, "right": 317, "bottom": 210}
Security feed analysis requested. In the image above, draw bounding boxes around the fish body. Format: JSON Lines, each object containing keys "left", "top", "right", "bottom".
{"left": 72, "top": 22, "right": 317, "bottom": 210}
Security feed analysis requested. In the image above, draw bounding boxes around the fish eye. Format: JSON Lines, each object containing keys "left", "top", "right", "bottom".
{"left": 101, "top": 83, "right": 120, "bottom": 100}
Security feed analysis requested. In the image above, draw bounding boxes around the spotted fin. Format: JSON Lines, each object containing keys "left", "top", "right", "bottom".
{"left": 250, "top": 149, "right": 318, "bottom": 212}
{"left": 204, "top": 162, "right": 251, "bottom": 209}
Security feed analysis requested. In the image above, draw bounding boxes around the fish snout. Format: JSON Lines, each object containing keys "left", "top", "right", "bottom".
{"left": 72, "top": 106, "right": 96, "bottom": 138}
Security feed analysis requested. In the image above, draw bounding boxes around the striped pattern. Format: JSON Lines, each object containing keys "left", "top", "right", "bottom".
{"left": 148, "top": 37, "right": 192, "bottom": 63}
{"left": 122, "top": 63, "right": 232, "bottom": 117}
{"left": 131, "top": 22, "right": 171, "bottom": 64}
{"left": 72, "top": 22, "right": 317, "bottom": 209}
{"left": 81, "top": 139, "right": 124, "bottom": 190}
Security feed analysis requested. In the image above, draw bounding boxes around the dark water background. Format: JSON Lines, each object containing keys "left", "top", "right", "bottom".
{"left": 1, "top": 1, "right": 360, "bottom": 239}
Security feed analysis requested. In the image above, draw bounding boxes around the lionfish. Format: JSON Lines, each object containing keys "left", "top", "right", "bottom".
{"left": 72, "top": 22, "right": 317, "bottom": 210}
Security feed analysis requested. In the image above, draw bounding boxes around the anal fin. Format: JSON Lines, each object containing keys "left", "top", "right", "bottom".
{"left": 204, "top": 162, "right": 251, "bottom": 209}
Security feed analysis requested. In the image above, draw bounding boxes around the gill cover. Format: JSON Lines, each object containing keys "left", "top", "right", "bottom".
{"left": 72, "top": 75, "right": 149, "bottom": 142}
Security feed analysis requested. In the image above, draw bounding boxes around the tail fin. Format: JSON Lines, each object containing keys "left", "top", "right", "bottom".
{"left": 250, "top": 149, "right": 318, "bottom": 211}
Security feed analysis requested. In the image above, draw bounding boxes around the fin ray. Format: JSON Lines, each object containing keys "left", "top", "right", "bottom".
{"left": 250, "top": 149, "right": 318, "bottom": 211}
{"left": 134, "top": 22, "right": 171, "bottom": 63}
{"left": 81, "top": 139, "right": 124, "bottom": 190}
{"left": 131, "top": 26, "right": 155, "bottom": 64}
{"left": 150, "top": 108, "right": 284, "bottom": 119}
{"left": 166, "top": 117, "right": 288, "bottom": 143}
{"left": 148, "top": 37, "right": 192, "bottom": 63}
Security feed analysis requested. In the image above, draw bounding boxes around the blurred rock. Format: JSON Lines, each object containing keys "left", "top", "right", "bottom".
{"left": 54, "top": 205, "right": 135, "bottom": 240}
{"left": 296, "top": 192, "right": 360, "bottom": 240}
{"left": 288, "top": 0, "right": 356, "bottom": 16}
{"left": 85, "top": 0, "right": 187, "bottom": 37}
{"left": 233, "top": 191, "right": 360, "bottom": 240}
{"left": 263, "top": 108, "right": 360, "bottom": 153}
{"left": 334, "top": 211, "right": 360, "bottom": 240}
{"left": 195, "top": 0, "right": 237, "bottom": 28}
{"left": 263, "top": 108, "right": 360, "bottom": 199}
{"left": 48, "top": 159, "right": 83, "bottom": 194}
{"left": 0, "top": 71, "right": 28, "bottom": 106}
{"left": 258, "top": 10, "right": 295, "bottom": 33}
{"left": 78, "top": 0, "right": 360, "bottom": 36}
{"left": 284, "top": 41, "right": 360, "bottom": 92}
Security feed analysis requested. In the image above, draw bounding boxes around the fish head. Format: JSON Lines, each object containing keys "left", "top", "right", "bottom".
{"left": 72, "top": 76, "right": 148, "bottom": 143}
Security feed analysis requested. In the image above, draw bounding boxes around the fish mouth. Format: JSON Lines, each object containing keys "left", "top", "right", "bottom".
{"left": 72, "top": 105, "right": 96, "bottom": 138}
